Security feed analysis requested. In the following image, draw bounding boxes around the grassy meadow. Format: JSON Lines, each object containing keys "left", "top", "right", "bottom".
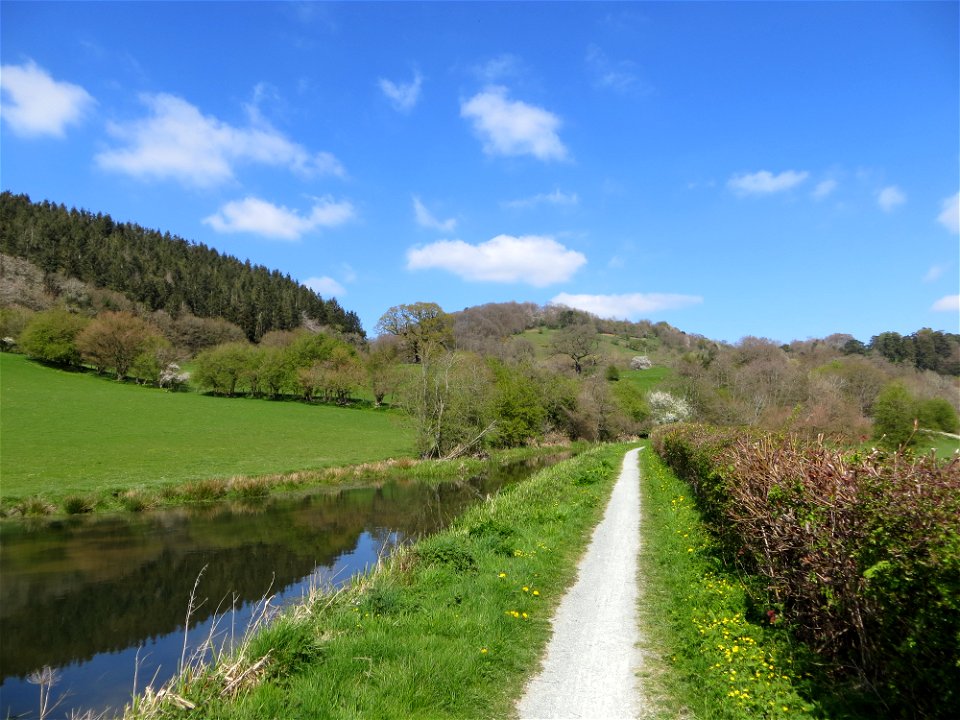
{"left": 0, "top": 353, "right": 414, "bottom": 509}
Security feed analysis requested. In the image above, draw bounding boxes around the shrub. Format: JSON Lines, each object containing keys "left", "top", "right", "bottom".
{"left": 872, "top": 382, "right": 917, "bottom": 448}
{"left": 917, "top": 396, "right": 960, "bottom": 434}
{"left": 647, "top": 390, "right": 691, "bottom": 425}
{"left": 18, "top": 308, "right": 88, "bottom": 366}
{"left": 651, "top": 424, "right": 960, "bottom": 717}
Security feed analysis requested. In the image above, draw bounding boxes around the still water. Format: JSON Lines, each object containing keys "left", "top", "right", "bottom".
{"left": 0, "top": 459, "right": 552, "bottom": 719}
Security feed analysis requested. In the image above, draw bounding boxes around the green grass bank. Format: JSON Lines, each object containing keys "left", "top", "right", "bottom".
{"left": 123, "top": 444, "right": 631, "bottom": 720}
{"left": 0, "top": 352, "right": 414, "bottom": 513}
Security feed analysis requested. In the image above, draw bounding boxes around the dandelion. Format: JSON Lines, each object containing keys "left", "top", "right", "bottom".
{"left": 522, "top": 586, "right": 529, "bottom": 592}
{"left": 532, "top": 590, "right": 540, "bottom": 596}
{"left": 522, "top": 612, "right": 529, "bottom": 619}
{"left": 480, "top": 648, "right": 488, "bottom": 654}
{"left": 498, "top": 572, "right": 507, "bottom": 578}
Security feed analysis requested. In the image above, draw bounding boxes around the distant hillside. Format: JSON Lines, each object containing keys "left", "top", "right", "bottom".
{"left": 0, "top": 192, "right": 362, "bottom": 340}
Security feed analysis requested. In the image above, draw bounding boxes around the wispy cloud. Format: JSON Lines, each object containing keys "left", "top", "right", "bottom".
{"left": 460, "top": 86, "right": 568, "bottom": 161}
{"left": 407, "top": 234, "right": 585, "bottom": 286}
{"left": 413, "top": 196, "right": 456, "bottom": 232}
{"left": 550, "top": 292, "right": 703, "bottom": 320}
{"left": 471, "top": 54, "right": 524, "bottom": 84}
{"left": 877, "top": 185, "right": 906, "bottom": 212}
{"left": 923, "top": 265, "right": 945, "bottom": 283}
{"left": 938, "top": 192, "right": 959, "bottom": 234}
{"left": 812, "top": 179, "right": 838, "bottom": 200}
{"left": 728, "top": 170, "right": 809, "bottom": 196}
{"left": 203, "top": 196, "right": 355, "bottom": 240}
{"left": 0, "top": 60, "right": 95, "bottom": 138}
{"left": 503, "top": 189, "right": 579, "bottom": 209}
{"left": 305, "top": 276, "right": 346, "bottom": 297}
{"left": 931, "top": 295, "right": 959, "bottom": 312}
{"left": 97, "top": 93, "right": 345, "bottom": 187}
{"left": 379, "top": 71, "right": 423, "bottom": 113}
{"left": 585, "top": 45, "right": 645, "bottom": 95}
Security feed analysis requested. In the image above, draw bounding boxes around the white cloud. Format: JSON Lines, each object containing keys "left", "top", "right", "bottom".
{"left": 413, "top": 196, "right": 456, "bottom": 232}
{"left": 97, "top": 93, "right": 345, "bottom": 187}
{"left": 305, "top": 276, "right": 346, "bottom": 297}
{"left": 407, "top": 234, "right": 585, "bottom": 286}
{"left": 460, "top": 86, "right": 567, "bottom": 161}
{"left": 728, "top": 170, "right": 809, "bottom": 195}
{"left": 938, "top": 192, "right": 959, "bottom": 234}
{"left": 0, "top": 60, "right": 95, "bottom": 138}
{"left": 812, "top": 179, "right": 838, "bottom": 200}
{"left": 877, "top": 185, "right": 906, "bottom": 212}
{"left": 203, "top": 196, "right": 355, "bottom": 240}
{"left": 923, "top": 265, "right": 945, "bottom": 283}
{"left": 550, "top": 292, "right": 703, "bottom": 320}
{"left": 379, "top": 71, "right": 422, "bottom": 113}
{"left": 931, "top": 295, "right": 959, "bottom": 312}
{"left": 503, "top": 189, "right": 580, "bottom": 209}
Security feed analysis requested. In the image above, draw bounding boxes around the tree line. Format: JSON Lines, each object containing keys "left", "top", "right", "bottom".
{"left": 0, "top": 192, "right": 362, "bottom": 340}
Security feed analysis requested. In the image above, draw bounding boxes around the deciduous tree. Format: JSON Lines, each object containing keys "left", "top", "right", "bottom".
{"left": 375, "top": 302, "right": 453, "bottom": 363}
{"left": 76, "top": 311, "right": 162, "bottom": 380}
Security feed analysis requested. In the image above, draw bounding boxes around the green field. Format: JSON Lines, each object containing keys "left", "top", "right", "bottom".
{"left": 0, "top": 353, "right": 414, "bottom": 503}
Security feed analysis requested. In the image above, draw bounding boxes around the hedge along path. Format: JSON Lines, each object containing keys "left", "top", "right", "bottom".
{"left": 517, "top": 447, "right": 644, "bottom": 720}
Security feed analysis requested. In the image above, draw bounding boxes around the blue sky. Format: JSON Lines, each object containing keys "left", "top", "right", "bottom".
{"left": 2, "top": 1, "right": 957, "bottom": 343}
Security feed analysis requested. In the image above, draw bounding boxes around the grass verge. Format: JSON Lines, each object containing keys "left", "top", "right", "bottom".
{"left": 122, "top": 444, "right": 631, "bottom": 720}
{"left": 638, "top": 448, "right": 868, "bottom": 720}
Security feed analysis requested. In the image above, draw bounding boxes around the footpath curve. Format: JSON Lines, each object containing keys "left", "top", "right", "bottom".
{"left": 516, "top": 447, "right": 644, "bottom": 720}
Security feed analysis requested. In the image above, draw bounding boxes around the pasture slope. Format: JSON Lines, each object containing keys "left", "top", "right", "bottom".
{"left": 0, "top": 352, "right": 413, "bottom": 505}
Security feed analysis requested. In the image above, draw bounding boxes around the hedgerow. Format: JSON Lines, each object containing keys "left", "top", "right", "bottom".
{"left": 651, "top": 423, "right": 960, "bottom": 718}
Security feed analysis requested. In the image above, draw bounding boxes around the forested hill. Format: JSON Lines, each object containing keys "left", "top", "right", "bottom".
{"left": 0, "top": 192, "right": 363, "bottom": 340}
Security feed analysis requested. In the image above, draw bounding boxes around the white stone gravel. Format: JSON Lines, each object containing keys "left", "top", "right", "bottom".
{"left": 516, "top": 447, "right": 644, "bottom": 720}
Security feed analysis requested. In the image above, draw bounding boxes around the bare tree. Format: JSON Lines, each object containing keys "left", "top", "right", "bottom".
{"left": 551, "top": 322, "right": 599, "bottom": 375}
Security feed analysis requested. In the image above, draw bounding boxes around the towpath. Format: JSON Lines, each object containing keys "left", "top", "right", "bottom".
{"left": 516, "top": 447, "right": 644, "bottom": 719}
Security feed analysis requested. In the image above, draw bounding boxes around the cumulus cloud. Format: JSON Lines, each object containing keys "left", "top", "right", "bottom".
{"left": 728, "top": 170, "right": 809, "bottom": 196}
{"left": 305, "top": 276, "right": 347, "bottom": 297}
{"left": 0, "top": 60, "right": 95, "bottom": 137}
{"left": 413, "top": 196, "right": 456, "bottom": 232}
{"left": 938, "top": 192, "right": 959, "bottom": 234}
{"left": 379, "top": 71, "right": 422, "bottom": 112}
{"left": 877, "top": 185, "right": 906, "bottom": 212}
{"left": 931, "top": 295, "right": 959, "bottom": 312}
{"left": 203, "top": 196, "right": 355, "bottom": 240}
{"left": 812, "top": 179, "right": 838, "bottom": 200}
{"left": 407, "top": 234, "right": 585, "bottom": 286}
{"left": 460, "top": 86, "right": 567, "bottom": 161}
{"left": 503, "top": 189, "right": 579, "bottom": 209}
{"left": 97, "top": 93, "right": 345, "bottom": 187}
{"left": 550, "top": 292, "right": 703, "bottom": 320}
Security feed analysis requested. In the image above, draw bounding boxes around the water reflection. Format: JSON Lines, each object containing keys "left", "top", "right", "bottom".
{"left": 0, "top": 459, "right": 553, "bottom": 719}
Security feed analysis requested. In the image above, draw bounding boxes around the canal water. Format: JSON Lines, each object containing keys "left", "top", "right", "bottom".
{"left": 0, "top": 458, "right": 555, "bottom": 719}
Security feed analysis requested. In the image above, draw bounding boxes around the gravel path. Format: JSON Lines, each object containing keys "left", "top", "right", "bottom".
{"left": 516, "top": 447, "right": 643, "bottom": 720}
